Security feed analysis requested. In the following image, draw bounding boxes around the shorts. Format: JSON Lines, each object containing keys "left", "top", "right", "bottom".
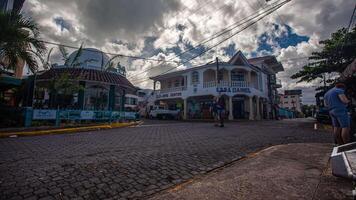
{"left": 329, "top": 109, "right": 351, "bottom": 128}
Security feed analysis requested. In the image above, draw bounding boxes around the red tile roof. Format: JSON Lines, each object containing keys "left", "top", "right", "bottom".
{"left": 37, "top": 68, "right": 135, "bottom": 90}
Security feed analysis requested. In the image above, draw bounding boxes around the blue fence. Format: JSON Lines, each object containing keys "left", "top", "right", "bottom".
{"left": 278, "top": 107, "right": 295, "bottom": 119}
{"left": 24, "top": 108, "right": 139, "bottom": 127}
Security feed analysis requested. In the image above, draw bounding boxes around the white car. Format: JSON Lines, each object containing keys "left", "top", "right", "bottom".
{"left": 149, "top": 106, "right": 181, "bottom": 120}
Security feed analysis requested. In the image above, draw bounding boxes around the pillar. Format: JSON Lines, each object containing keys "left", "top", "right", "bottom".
{"left": 256, "top": 97, "right": 261, "bottom": 120}
{"left": 247, "top": 70, "right": 251, "bottom": 87}
{"left": 249, "top": 96, "right": 254, "bottom": 120}
{"left": 78, "top": 81, "right": 86, "bottom": 109}
{"left": 108, "top": 85, "right": 115, "bottom": 111}
{"left": 183, "top": 98, "right": 187, "bottom": 120}
{"left": 228, "top": 70, "right": 232, "bottom": 86}
{"left": 228, "top": 96, "right": 233, "bottom": 120}
{"left": 261, "top": 101, "right": 264, "bottom": 120}
{"left": 153, "top": 81, "right": 157, "bottom": 91}
{"left": 121, "top": 89, "right": 126, "bottom": 112}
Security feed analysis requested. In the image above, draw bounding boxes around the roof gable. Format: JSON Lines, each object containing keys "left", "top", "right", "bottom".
{"left": 228, "top": 51, "right": 250, "bottom": 66}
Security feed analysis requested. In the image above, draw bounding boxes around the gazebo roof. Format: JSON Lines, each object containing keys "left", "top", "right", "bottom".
{"left": 36, "top": 68, "right": 136, "bottom": 90}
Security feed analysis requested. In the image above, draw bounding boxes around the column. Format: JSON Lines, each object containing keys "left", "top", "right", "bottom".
{"left": 249, "top": 96, "right": 254, "bottom": 120}
{"left": 261, "top": 101, "right": 264, "bottom": 119}
{"left": 228, "top": 96, "right": 233, "bottom": 120}
{"left": 120, "top": 89, "right": 126, "bottom": 112}
{"left": 228, "top": 70, "right": 232, "bottom": 86}
{"left": 78, "top": 81, "right": 86, "bottom": 109}
{"left": 256, "top": 97, "right": 261, "bottom": 120}
{"left": 183, "top": 98, "right": 187, "bottom": 120}
{"left": 108, "top": 85, "right": 115, "bottom": 111}
{"left": 153, "top": 81, "right": 157, "bottom": 91}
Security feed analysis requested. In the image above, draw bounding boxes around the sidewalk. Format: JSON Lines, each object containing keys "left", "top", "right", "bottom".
{"left": 150, "top": 143, "right": 352, "bottom": 200}
{"left": 0, "top": 121, "right": 141, "bottom": 138}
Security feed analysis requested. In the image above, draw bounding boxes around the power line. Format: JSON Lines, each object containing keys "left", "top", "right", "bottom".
{"left": 131, "top": 0, "right": 291, "bottom": 85}
{"left": 131, "top": 0, "right": 289, "bottom": 84}
{"left": 128, "top": 0, "right": 287, "bottom": 80}
{"left": 38, "top": 40, "right": 179, "bottom": 63}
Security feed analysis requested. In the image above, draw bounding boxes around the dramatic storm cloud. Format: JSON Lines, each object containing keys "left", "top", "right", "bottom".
{"left": 22, "top": 0, "right": 354, "bottom": 104}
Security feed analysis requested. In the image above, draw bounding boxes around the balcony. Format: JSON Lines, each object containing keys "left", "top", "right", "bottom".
{"left": 203, "top": 81, "right": 216, "bottom": 88}
{"left": 231, "top": 81, "right": 249, "bottom": 87}
{"left": 203, "top": 81, "right": 250, "bottom": 88}
{"left": 159, "top": 86, "right": 186, "bottom": 93}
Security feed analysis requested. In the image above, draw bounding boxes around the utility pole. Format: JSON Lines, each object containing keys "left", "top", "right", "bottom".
{"left": 216, "top": 57, "right": 220, "bottom": 84}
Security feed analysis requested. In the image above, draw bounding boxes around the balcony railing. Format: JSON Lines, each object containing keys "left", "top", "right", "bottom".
{"left": 203, "top": 81, "right": 216, "bottom": 88}
{"left": 203, "top": 81, "right": 249, "bottom": 88}
{"left": 160, "top": 86, "right": 186, "bottom": 93}
{"left": 231, "top": 81, "right": 249, "bottom": 87}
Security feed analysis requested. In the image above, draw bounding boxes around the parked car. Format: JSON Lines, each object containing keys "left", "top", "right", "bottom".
{"left": 149, "top": 106, "right": 180, "bottom": 120}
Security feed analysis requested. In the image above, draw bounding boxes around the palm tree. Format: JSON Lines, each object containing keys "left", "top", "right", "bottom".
{"left": 0, "top": 11, "right": 46, "bottom": 73}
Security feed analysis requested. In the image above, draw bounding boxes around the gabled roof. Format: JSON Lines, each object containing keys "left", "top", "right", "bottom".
{"left": 248, "top": 56, "right": 284, "bottom": 73}
{"left": 228, "top": 51, "right": 250, "bottom": 66}
{"left": 150, "top": 51, "right": 282, "bottom": 80}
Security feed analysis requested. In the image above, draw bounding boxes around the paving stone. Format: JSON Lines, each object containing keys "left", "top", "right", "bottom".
{"left": 0, "top": 120, "right": 331, "bottom": 199}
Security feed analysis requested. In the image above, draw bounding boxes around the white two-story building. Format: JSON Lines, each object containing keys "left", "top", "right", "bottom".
{"left": 150, "top": 51, "right": 283, "bottom": 120}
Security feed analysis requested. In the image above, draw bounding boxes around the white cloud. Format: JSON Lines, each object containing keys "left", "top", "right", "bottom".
{"left": 21, "top": 0, "right": 354, "bottom": 100}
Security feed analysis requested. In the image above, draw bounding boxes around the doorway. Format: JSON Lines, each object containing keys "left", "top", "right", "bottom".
{"left": 233, "top": 96, "right": 245, "bottom": 119}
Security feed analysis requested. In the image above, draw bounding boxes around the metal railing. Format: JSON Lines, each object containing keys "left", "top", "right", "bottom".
{"left": 25, "top": 108, "right": 139, "bottom": 127}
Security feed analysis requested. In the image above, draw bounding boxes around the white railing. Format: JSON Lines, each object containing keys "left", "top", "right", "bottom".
{"left": 231, "top": 81, "right": 249, "bottom": 87}
{"left": 203, "top": 81, "right": 250, "bottom": 88}
{"left": 160, "top": 86, "right": 186, "bottom": 93}
{"left": 217, "top": 80, "right": 230, "bottom": 87}
{"left": 203, "top": 81, "right": 216, "bottom": 88}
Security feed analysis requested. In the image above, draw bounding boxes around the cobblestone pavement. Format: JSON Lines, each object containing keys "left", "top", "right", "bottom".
{"left": 0, "top": 119, "right": 332, "bottom": 200}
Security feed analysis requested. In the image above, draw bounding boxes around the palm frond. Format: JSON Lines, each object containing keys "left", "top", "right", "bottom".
{"left": 104, "top": 55, "right": 121, "bottom": 70}
{"left": 69, "top": 42, "right": 84, "bottom": 68}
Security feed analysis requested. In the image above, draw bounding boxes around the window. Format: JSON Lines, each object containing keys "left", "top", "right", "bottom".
{"left": 231, "top": 71, "right": 245, "bottom": 81}
{"left": 84, "top": 85, "right": 109, "bottom": 110}
{"left": 191, "top": 71, "right": 199, "bottom": 84}
{"left": 167, "top": 81, "right": 172, "bottom": 88}
{"left": 174, "top": 80, "right": 180, "bottom": 87}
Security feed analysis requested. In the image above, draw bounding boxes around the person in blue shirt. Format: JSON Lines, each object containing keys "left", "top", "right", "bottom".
{"left": 324, "top": 81, "right": 351, "bottom": 145}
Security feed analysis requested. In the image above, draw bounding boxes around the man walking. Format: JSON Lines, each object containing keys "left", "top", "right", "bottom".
{"left": 211, "top": 96, "right": 225, "bottom": 127}
{"left": 324, "top": 82, "right": 351, "bottom": 145}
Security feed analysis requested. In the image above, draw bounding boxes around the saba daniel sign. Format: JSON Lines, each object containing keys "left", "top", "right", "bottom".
{"left": 216, "top": 87, "right": 251, "bottom": 93}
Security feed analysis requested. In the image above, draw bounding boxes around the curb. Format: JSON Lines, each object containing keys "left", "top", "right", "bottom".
{"left": 0, "top": 121, "right": 141, "bottom": 138}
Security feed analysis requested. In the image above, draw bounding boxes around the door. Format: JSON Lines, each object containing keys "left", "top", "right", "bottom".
{"left": 233, "top": 100, "right": 245, "bottom": 119}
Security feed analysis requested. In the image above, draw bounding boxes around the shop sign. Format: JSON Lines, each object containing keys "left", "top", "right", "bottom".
{"left": 80, "top": 111, "right": 95, "bottom": 119}
{"left": 33, "top": 109, "right": 57, "bottom": 120}
{"left": 156, "top": 92, "right": 182, "bottom": 99}
{"left": 216, "top": 87, "right": 251, "bottom": 93}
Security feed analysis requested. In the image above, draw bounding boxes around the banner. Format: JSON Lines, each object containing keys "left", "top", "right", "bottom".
{"left": 33, "top": 109, "right": 57, "bottom": 120}
{"left": 80, "top": 111, "right": 95, "bottom": 120}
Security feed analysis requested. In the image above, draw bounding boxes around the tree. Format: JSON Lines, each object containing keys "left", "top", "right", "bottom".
{"left": 0, "top": 11, "right": 46, "bottom": 73}
{"left": 291, "top": 26, "right": 356, "bottom": 84}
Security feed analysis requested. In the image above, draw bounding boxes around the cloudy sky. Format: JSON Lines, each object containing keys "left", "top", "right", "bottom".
{"left": 22, "top": 0, "right": 355, "bottom": 104}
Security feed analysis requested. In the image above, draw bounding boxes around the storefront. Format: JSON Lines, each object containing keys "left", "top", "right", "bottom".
{"left": 187, "top": 95, "right": 214, "bottom": 119}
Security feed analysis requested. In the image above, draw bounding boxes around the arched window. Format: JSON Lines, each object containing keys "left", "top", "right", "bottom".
{"left": 191, "top": 71, "right": 199, "bottom": 84}
{"left": 231, "top": 71, "right": 245, "bottom": 81}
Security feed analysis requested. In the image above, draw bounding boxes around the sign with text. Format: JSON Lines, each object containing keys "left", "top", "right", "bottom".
{"left": 216, "top": 87, "right": 251, "bottom": 93}
{"left": 80, "top": 111, "right": 95, "bottom": 120}
{"left": 33, "top": 109, "right": 57, "bottom": 120}
{"left": 156, "top": 92, "right": 182, "bottom": 99}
